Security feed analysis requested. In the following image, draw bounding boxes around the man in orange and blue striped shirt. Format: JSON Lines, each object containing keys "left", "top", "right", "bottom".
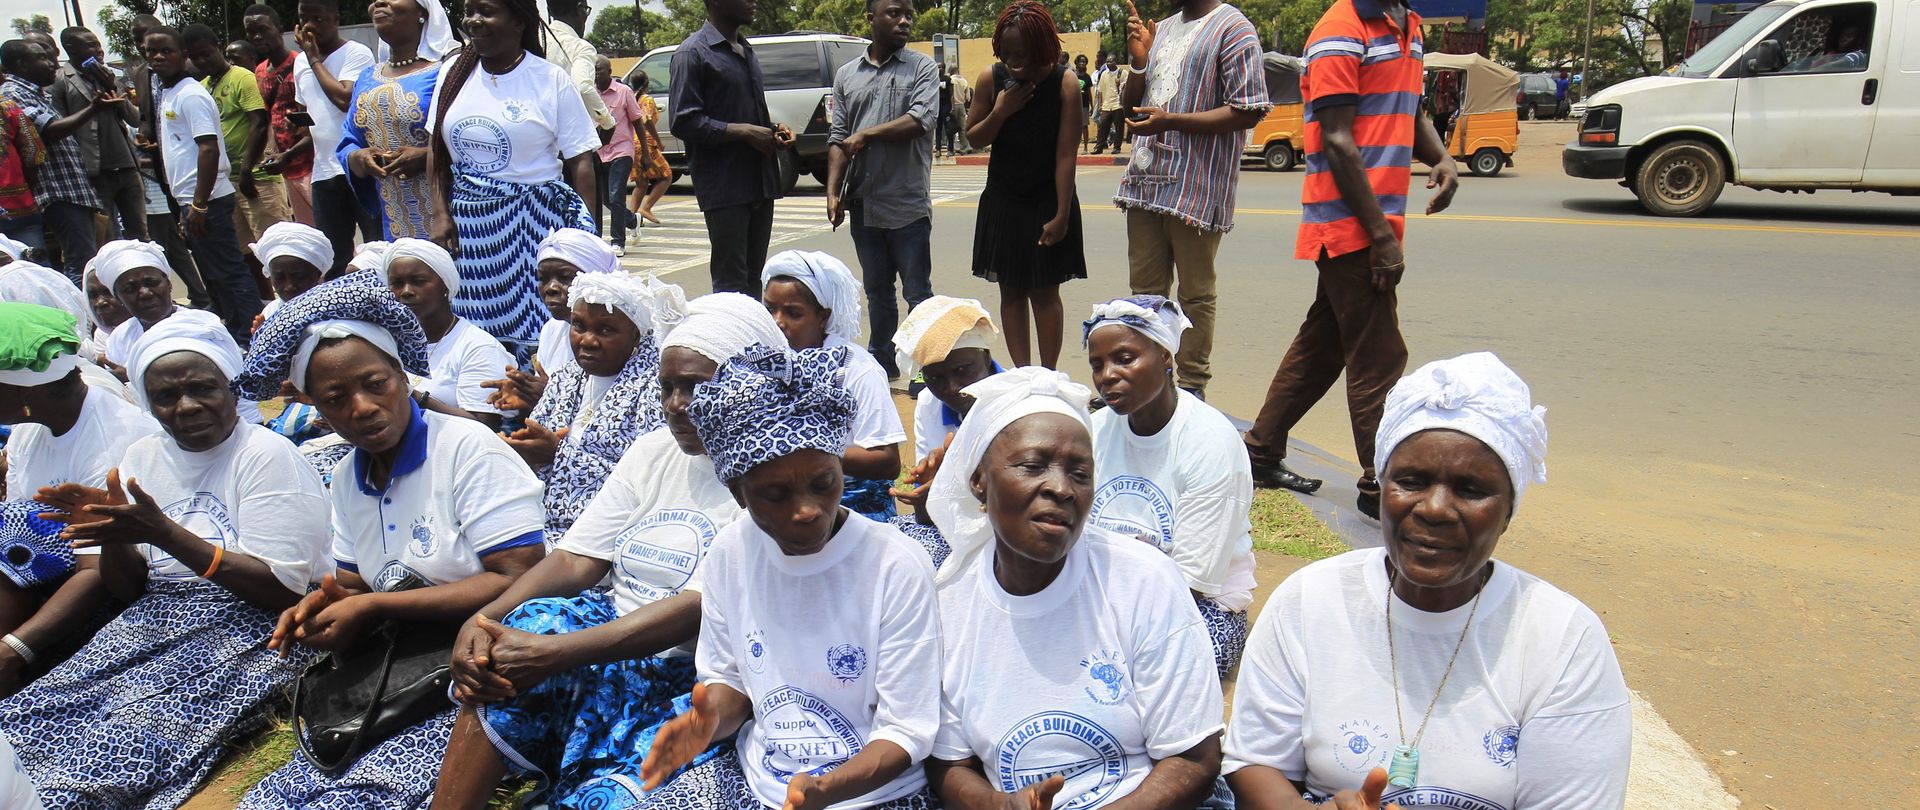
{"left": 1242, "top": 0, "right": 1458, "bottom": 520}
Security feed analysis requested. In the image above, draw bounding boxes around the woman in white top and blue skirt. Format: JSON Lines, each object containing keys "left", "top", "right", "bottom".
{"left": 3, "top": 312, "right": 331, "bottom": 808}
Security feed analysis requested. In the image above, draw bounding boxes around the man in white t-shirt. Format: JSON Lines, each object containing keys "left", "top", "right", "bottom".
{"left": 291, "top": 0, "right": 376, "bottom": 274}
{"left": 143, "top": 26, "right": 263, "bottom": 347}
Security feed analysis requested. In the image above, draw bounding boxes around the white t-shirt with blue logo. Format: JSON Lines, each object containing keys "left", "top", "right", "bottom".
{"left": 329, "top": 409, "right": 546, "bottom": 590}
{"left": 4, "top": 386, "right": 160, "bottom": 512}
{"left": 424, "top": 318, "right": 516, "bottom": 417}
{"left": 1088, "top": 389, "right": 1256, "bottom": 610}
{"left": 427, "top": 54, "right": 599, "bottom": 186}
{"left": 930, "top": 526, "right": 1224, "bottom": 808}
{"left": 695, "top": 511, "right": 941, "bottom": 809}
{"left": 1222, "top": 548, "right": 1632, "bottom": 810}
{"left": 554, "top": 428, "right": 744, "bottom": 656}
{"left": 118, "top": 422, "right": 331, "bottom": 593}
{"left": 825, "top": 335, "right": 908, "bottom": 451}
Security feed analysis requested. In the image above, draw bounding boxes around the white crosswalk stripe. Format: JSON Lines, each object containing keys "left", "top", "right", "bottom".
{"left": 615, "top": 167, "right": 991, "bottom": 279}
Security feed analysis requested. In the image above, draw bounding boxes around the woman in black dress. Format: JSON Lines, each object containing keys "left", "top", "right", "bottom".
{"left": 967, "top": 0, "right": 1087, "bottom": 370}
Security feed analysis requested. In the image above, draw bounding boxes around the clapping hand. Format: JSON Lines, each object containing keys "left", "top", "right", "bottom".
{"left": 1005, "top": 774, "right": 1064, "bottom": 810}
{"left": 503, "top": 420, "right": 567, "bottom": 469}
{"left": 53, "top": 469, "right": 173, "bottom": 550}
{"left": 288, "top": 575, "right": 375, "bottom": 653}
{"left": 640, "top": 682, "right": 723, "bottom": 790}
{"left": 1331, "top": 768, "right": 1405, "bottom": 810}
{"left": 889, "top": 432, "right": 953, "bottom": 509}
{"left": 482, "top": 363, "right": 546, "bottom": 412}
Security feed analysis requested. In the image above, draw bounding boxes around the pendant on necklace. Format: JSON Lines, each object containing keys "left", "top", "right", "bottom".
{"left": 1388, "top": 745, "right": 1419, "bottom": 788}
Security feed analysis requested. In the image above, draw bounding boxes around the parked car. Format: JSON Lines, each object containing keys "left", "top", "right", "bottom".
{"left": 1516, "top": 72, "right": 1570, "bottom": 120}
{"left": 624, "top": 32, "right": 869, "bottom": 192}
{"left": 1562, "top": 0, "right": 1918, "bottom": 216}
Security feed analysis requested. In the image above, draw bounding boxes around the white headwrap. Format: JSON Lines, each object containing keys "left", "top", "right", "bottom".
{"left": 91, "top": 239, "right": 171, "bottom": 291}
{"left": 1375, "top": 352, "right": 1549, "bottom": 506}
{"left": 1083, "top": 295, "right": 1192, "bottom": 357}
{"left": 291, "top": 319, "right": 405, "bottom": 392}
{"left": 536, "top": 228, "right": 619, "bottom": 277}
{"left": 660, "top": 292, "right": 789, "bottom": 365}
{"left": 0, "top": 234, "right": 28, "bottom": 260}
{"left": 892, "top": 296, "right": 996, "bottom": 378}
{"left": 250, "top": 222, "right": 334, "bottom": 278}
{"left": 127, "top": 310, "right": 243, "bottom": 413}
{"left": 568, "top": 273, "right": 655, "bottom": 332}
{"left": 376, "top": 0, "right": 457, "bottom": 61}
{"left": 383, "top": 238, "right": 459, "bottom": 296}
{"left": 0, "top": 260, "right": 91, "bottom": 340}
{"left": 349, "top": 241, "right": 392, "bottom": 273}
{"left": 927, "top": 367, "right": 1093, "bottom": 585}
{"left": 645, "top": 275, "right": 690, "bottom": 334}
{"left": 762, "top": 250, "right": 862, "bottom": 341}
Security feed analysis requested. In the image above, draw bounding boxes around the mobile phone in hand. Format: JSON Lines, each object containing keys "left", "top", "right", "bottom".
{"left": 287, "top": 110, "right": 316, "bottom": 128}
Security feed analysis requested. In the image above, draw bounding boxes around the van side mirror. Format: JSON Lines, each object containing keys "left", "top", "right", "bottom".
{"left": 1746, "top": 39, "right": 1785, "bottom": 74}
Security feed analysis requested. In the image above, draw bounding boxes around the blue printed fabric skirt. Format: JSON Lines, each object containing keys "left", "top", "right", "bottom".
{"left": 888, "top": 515, "right": 949, "bottom": 570}
{"left": 842, "top": 477, "right": 898, "bottom": 522}
{"left": 450, "top": 172, "right": 594, "bottom": 350}
{"left": 0, "top": 579, "right": 308, "bottom": 810}
{"left": 239, "top": 707, "right": 457, "bottom": 809}
{"left": 479, "top": 590, "right": 701, "bottom": 807}
{"left": 1196, "top": 595, "right": 1249, "bottom": 681}
{"left": 633, "top": 746, "right": 938, "bottom": 810}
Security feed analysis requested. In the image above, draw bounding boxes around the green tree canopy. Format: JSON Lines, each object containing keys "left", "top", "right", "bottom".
{"left": 589, "top": 4, "right": 674, "bottom": 55}
{"left": 11, "top": 14, "right": 54, "bottom": 38}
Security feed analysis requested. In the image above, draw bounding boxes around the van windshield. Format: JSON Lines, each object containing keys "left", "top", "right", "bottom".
{"left": 1675, "top": 3, "right": 1791, "bottom": 76}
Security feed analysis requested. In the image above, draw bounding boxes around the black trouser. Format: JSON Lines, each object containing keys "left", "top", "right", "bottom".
{"left": 190, "top": 193, "right": 264, "bottom": 347}
{"left": 703, "top": 199, "right": 774, "bottom": 295}
{"left": 40, "top": 201, "right": 99, "bottom": 284}
{"left": 1096, "top": 109, "right": 1127, "bottom": 151}
{"left": 95, "top": 167, "right": 147, "bottom": 239}
{"left": 311, "top": 175, "right": 377, "bottom": 276}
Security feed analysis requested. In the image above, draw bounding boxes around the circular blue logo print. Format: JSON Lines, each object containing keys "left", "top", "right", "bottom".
{"left": 745, "top": 630, "right": 768, "bottom": 674}
{"left": 1483, "top": 725, "right": 1520, "bottom": 768}
{"left": 1333, "top": 719, "right": 1392, "bottom": 774}
{"left": 409, "top": 516, "right": 436, "bottom": 557}
{"left": 151, "top": 493, "right": 237, "bottom": 578}
{"left": 1088, "top": 476, "right": 1175, "bottom": 553}
{"left": 568, "top": 774, "right": 645, "bottom": 809}
{"left": 826, "top": 643, "right": 867, "bottom": 683}
{"left": 447, "top": 116, "right": 511, "bottom": 175}
{"left": 614, "top": 508, "right": 717, "bottom": 603}
{"left": 994, "top": 711, "right": 1127, "bottom": 809}
{"left": 1079, "top": 650, "right": 1130, "bottom": 706}
{"left": 757, "top": 685, "right": 863, "bottom": 780}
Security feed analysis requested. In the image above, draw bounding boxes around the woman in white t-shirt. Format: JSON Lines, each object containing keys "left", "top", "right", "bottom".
{"left": 636, "top": 342, "right": 942, "bottom": 810}
{"left": 5, "top": 312, "right": 330, "bottom": 809}
{"left": 1225, "top": 353, "right": 1632, "bottom": 810}
{"left": 426, "top": 0, "right": 599, "bottom": 354}
{"left": 483, "top": 228, "right": 626, "bottom": 414}
{"left": 761, "top": 250, "right": 907, "bottom": 521}
{"left": 0, "top": 305, "right": 160, "bottom": 696}
{"left": 922, "top": 366, "right": 1226, "bottom": 810}
{"left": 1083, "top": 295, "right": 1256, "bottom": 680}
{"left": 239, "top": 293, "right": 547, "bottom": 808}
{"left": 885, "top": 295, "right": 1003, "bottom": 567}
{"left": 431, "top": 293, "right": 777, "bottom": 807}
{"left": 385, "top": 238, "right": 516, "bottom": 430}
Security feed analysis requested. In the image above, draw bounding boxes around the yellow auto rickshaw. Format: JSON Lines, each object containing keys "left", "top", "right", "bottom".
{"left": 1423, "top": 52, "right": 1520, "bottom": 176}
{"left": 1245, "top": 52, "right": 1304, "bottom": 171}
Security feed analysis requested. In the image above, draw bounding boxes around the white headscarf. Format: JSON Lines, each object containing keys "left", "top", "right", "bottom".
{"left": 376, "top": 0, "right": 457, "bottom": 61}
{"left": 383, "top": 238, "right": 459, "bottom": 296}
{"left": 1083, "top": 295, "right": 1192, "bottom": 357}
{"left": 0, "top": 234, "right": 28, "bottom": 260}
{"left": 927, "top": 366, "right": 1093, "bottom": 585}
{"left": 762, "top": 250, "right": 862, "bottom": 341}
{"left": 349, "top": 241, "right": 392, "bottom": 273}
{"left": 291, "top": 319, "right": 406, "bottom": 392}
{"left": 91, "top": 240, "right": 171, "bottom": 291}
{"left": 1375, "top": 352, "right": 1549, "bottom": 506}
{"left": 660, "top": 292, "right": 789, "bottom": 366}
{"left": 127, "top": 309, "right": 244, "bottom": 413}
{"left": 0, "top": 260, "right": 91, "bottom": 341}
{"left": 645, "top": 274, "right": 690, "bottom": 334}
{"left": 536, "top": 228, "right": 619, "bottom": 277}
{"left": 568, "top": 273, "right": 656, "bottom": 333}
{"left": 250, "top": 222, "right": 334, "bottom": 278}
{"left": 892, "top": 295, "right": 996, "bottom": 378}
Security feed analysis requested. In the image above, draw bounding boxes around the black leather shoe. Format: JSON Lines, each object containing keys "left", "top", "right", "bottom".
{"left": 1356, "top": 491, "right": 1380, "bottom": 520}
{"left": 1252, "top": 461, "right": 1322, "bottom": 494}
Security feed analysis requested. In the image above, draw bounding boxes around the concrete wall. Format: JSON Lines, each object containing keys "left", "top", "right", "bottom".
{"left": 906, "top": 31, "right": 1102, "bottom": 84}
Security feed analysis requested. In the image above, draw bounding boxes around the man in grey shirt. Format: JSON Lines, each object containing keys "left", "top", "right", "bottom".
{"left": 826, "top": 0, "right": 938, "bottom": 379}
{"left": 54, "top": 26, "right": 145, "bottom": 240}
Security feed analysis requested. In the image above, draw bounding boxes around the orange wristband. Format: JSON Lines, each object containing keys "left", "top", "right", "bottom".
{"left": 201, "top": 544, "right": 225, "bottom": 579}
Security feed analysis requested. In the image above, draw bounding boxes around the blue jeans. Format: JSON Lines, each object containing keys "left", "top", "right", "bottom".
{"left": 0, "top": 215, "right": 45, "bottom": 259}
{"left": 40, "top": 201, "right": 99, "bottom": 284}
{"left": 597, "top": 155, "right": 633, "bottom": 246}
{"left": 190, "top": 194, "right": 263, "bottom": 346}
{"left": 848, "top": 207, "right": 933, "bottom": 370}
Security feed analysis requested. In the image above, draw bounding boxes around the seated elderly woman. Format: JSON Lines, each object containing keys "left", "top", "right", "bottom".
{"left": 384, "top": 238, "right": 516, "bottom": 430}
{"left": 1224, "top": 353, "right": 1631, "bottom": 810}
{"left": 504, "top": 271, "right": 673, "bottom": 542}
{"left": 429, "top": 293, "right": 787, "bottom": 809}
{"left": 885, "top": 296, "right": 1002, "bottom": 566}
{"left": 92, "top": 240, "right": 265, "bottom": 424}
{"left": 634, "top": 342, "right": 941, "bottom": 810}
{"left": 0, "top": 304, "right": 160, "bottom": 695}
{"left": 1083, "top": 296, "right": 1257, "bottom": 680}
{"left": 0, "top": 310, "right": 330, "bottom": 808}
{"left": 233, "top": 284, "right": 547, "bottom": 808}
{"left": 760, "top": 250, "right": 907, "bottom": 520}
{"left": 922, "top": 366, "right": 1226, "bottom": 810}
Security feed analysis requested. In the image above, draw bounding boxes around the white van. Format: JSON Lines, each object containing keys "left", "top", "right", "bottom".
{"left": 1561, "top": 0, "right": 1917, "bottom": 215}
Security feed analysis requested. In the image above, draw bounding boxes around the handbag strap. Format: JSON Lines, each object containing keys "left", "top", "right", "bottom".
{"left": 294, "top": 624, "right": 405, "bottom": 774}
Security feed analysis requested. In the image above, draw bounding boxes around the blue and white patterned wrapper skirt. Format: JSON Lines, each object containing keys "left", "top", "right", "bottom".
{"left": 449, "top": 172, "right": 593, "bottom": 350}
{"left": 238, "top": 706, "right": 458, "bottom": 809}
{"left": 0, "top": 578, "right": 308, "bottom": 809}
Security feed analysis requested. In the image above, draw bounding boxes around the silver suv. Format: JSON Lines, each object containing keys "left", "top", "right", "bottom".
{"left": 624, "top": 32, "right": 869, "bottom": 193}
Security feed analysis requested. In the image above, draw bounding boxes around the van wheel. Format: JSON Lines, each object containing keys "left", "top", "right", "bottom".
{"left": 1519, "top": 103, "right": 1534, "bottom": 121}
{"left": 1469, "top": 148, "right": 1504, "bottom": 177}
{"left": 1634, "top": 139, "right": 1724, "bottom": 217}
{"left": 1263, "top": 142, "right": 1296, "bottom": 171}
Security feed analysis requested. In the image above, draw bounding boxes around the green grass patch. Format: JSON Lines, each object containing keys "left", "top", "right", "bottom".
{"left": 1249, "top": 489, "right": 1348, "bottom": 561}
{"left": 213, "top": 718, "right": 297, "bottom": 801}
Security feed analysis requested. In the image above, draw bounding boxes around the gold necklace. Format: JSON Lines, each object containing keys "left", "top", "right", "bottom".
{"left": 1384, "top": 565, "right": 1488, "bottom": 789}
{"left": 487, "top": 51, "right": 527, "bottom": 86}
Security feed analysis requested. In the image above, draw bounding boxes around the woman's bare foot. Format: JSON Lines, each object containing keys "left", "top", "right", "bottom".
{"left": 640, "top": 208, "right": 661, "bottom": 225}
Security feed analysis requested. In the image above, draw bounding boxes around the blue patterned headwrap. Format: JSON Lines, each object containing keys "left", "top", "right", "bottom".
{"left": 688, "top": 344, "right": 857, "bottom": 483}
{"left": 0, "top": 500, "right": 73, "bottom": 588}
{"left": 1081, "top": 294, "right": 1193, "bottom": 357}
{"left": 234, "top": 269, "right": 431, "bottom": 400}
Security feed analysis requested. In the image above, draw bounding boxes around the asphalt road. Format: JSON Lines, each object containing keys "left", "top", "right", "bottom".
{"left": 645, "top": 122, "right": 1916, "bottom": 807}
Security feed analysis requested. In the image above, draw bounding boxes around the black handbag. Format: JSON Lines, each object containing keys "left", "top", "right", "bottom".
{"left": 291, "top": 619, "right": 462, "bottom": 774}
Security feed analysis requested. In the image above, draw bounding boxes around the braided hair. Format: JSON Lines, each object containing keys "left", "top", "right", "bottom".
{"left": 432, "top": 0, "right": 545, "bottom": 171}
{"left": 992, "top": 1, "right": 1063, "bottom": 69}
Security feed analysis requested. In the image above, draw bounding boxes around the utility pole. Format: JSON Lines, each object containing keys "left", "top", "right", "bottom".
{"left": 1580, "top": 0, "right": 1595, "bottom": 100}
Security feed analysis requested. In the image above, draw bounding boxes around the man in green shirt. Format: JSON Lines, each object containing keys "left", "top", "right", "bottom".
{"left": 183, "top": 23, "right": 286, "bottom": 280}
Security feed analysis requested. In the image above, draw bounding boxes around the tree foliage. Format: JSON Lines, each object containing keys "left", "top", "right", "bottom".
{"left": 588, "top": 4, "right": 674, "bottom": 55}
{"left": 93, "top": 0, "right": 372, "bottom": 63}
{"left": 11, "top": 14, "right": 55, "bottom": 38}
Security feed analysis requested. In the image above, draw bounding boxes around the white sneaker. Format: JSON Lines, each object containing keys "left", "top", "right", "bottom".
{"left": 601, "top": 235, "right": 614, "bottom": 245}
{"left": 614, "top": 245, "right": 626, "bottom": 257}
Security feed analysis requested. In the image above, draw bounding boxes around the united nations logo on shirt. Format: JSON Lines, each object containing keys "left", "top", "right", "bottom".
{"left": 1088, "top": 476, "right": 1175, "bottom": 554}
{"left": 1483, "top": 725, "right": 1520, "bottom": 768}
{"left": 1333, "top": 719, "right": 1393, "bottom": 774}
{"left": 744, "top": 630, "right": 768, "bottom": 674}
{"left": 995, "top": 711, "right": 1127, "bottom": 809}
{"left": 825, "top": 643, "right": 867, "bottom": 683}
{"left": 1078, "top": 649, "right": 1130, "bottom": 706}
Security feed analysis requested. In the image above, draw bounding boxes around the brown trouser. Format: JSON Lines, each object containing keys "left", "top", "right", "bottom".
{"left": 1126, "top": 208, "right": 1221, "bottom": 393}
{"left": 1245, "top": 247, "right": 1407, "bottom": 496}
